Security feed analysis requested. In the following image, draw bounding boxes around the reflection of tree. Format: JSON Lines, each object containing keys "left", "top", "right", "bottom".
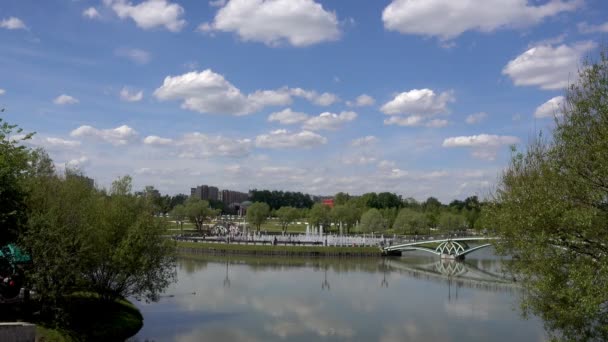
{"left": 321, "top": 265, "right": 330, "bottom": 291}
{"left": 381, "top": 259, "right": 389, "bottom": 288}
{"left": 223, "top": 260, "right": 231, "bottom": 288}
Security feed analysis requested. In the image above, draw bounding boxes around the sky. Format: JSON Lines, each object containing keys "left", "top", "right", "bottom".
{"left": 1, "top": 0, "right": 607, "bottom": 202}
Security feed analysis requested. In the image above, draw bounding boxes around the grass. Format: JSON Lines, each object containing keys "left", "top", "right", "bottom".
{"left": 34, "top": 293, "right": 143, "bottom": 342}
{"left": 177, "top": 241, "right": 381, "bottom": 257}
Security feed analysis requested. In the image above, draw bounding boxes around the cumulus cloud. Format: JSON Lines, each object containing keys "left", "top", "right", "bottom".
{"left": 0, "top": 17, "right": 27, "bottom": 30}
{"left": 44, "top": 137, "right": 81, "bottom": 149}
{"left": 199, "top": 0, "right": 340, "bottom": 47}
{"left": 120, "top": 87, "right": 144, "bottom": 102}
{"left": 465, "top": 112, "right": 487, "bottom": 124}
{"left": 381, "top": 89, "right": 453, "bottom": 128}
{"left": 268, "top": 108, "right": 309, "bottom": 125}
{"left": 347, "top": 94, "right": 375, "bottom": 107}
{"left": 443, "top": 134, "right": 520, "bottom": 160}
{"left": 83, "top": 7, "right": 101, "bottom": 19}
{"left": 255, "top": 129, "right": 327, "bottom": 149}
{"left": 143, "top": 135, "right": 173, "bottom": 145}
{"left": 115, "top": 47, "right": 151, "bottom": 64}
{"left": 0, "top": 89, "right": 5, "bottom": 95}
{"left": 578, "top": 21, "right": 608, "bottom": 34}
{"left": 303, "top": 111, "right": 357, "bottom": 131}
{"left": 70, "top": 124, "right": 138, "bottom": 146}
{"left": 154, "top": 69, "right": 337, "bottom": 115}
{"left": 351, "top": 135, "right": 377, "bottom": 147}
{"left": 53, "top": 94, "right": 79, "bottom": 105}
{"left": 289, "top": 88, "right": 339, "bottom": 106}
{"left": 381, "top": 89, "right": 454, "bottom": 115}
{"left": 66, "top": 156, "right": 90, "bottom": 169}
{"left": 382, "top": 0, "right": 580, "bottom": 40}
{"left": 534, "top": 96, "right": 564, "bottom": 118}
{"left": 104, "top": 0, "right": 186, "bottom": 32}
{"left": 502, "top": 41, "right": 596, "bottom": 90}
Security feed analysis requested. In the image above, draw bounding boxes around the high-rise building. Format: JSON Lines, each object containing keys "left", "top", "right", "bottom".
{"left": 191, "top": 185, "right": 222, "bottom": 201}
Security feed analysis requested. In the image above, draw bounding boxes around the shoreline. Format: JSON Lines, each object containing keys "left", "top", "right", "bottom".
{"left": 176, "top": 241, "right": 382, "bottom": 257}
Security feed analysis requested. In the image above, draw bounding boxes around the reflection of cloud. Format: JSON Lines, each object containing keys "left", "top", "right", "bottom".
{"left": 175, "top": 326, "right": 261, "bottom": 342}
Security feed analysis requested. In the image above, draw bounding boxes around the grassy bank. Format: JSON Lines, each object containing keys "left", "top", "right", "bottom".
{"left": 177, "top": 241, "right": 382, "bottom": 257}
{"left": 34, "top": 294, "right": 143, "bottom": 342}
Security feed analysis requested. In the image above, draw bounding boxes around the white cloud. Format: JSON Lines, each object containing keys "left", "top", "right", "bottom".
{"left": 382, "top": 0, "right": 580, "bottom": 40}
{"left": 44, "top": 137, "right": 81, "bottom": 149}
{"left": 342, "top": 156, "right": 377, "bottom": 165}
{"left": 70, "top": 124, "right": 138, "bottom": 146}
{"left": 384, "top": 115, "right": 424, "bottom": 127}
{"left": 303, "top": 111, "right": 357, "bottom": 131}
{"left": 143, "top": 135, "right": 173, "bottom": 145}
{"left": 381, "top": 89, "right": 454, "bottom": 115}
{"left": 289, "top": 88, "right": 339, "bottom": 106}
{"left": 176, "top": 133, "right": 252, "bottom": 158}
{"left": 120, "top": 87, "right": 144, "bottom": 102}
{"left": 0, "top": 17, "right": 27, "bottom": 30}
{"left": 443, "top": 134, "right": 519, "bottom": 148}
{"left": 443, "top": 134, "right": 519, "bottom": 161}
{"left": 502, "top": 41, "right": 596, "bottom": 90}
{"left": 268, "top": 108, "right": 309, "bottom": 125}
{"left": 465, "top": 112, "right": 487, "bottom": 124}
{"left": 53, "top": 94, "right": 79, "bottom": 105}
{"left": 83, "top": 7, "right": 101, "bottom": 19}
{"left": 534, "top": 96, "right": 564, "bottom": 118}
{"left": 255, "top": 129, "right": 327, "bottom": 149}
{"left": 115, "top": 48, "right": 151, "bottom": 65}
{"left": 154, "top": 70, "right": 336, "bottom": 115}
{"left": 104, "top": 0, "right": 186, "bottom": 32}
{"left": 200, "top": 0, "right": 340, "bottom": 47}
{"left": 0, "top": 89, "right": 5, "bottom": 95}
{"left": 66, "top": 156, "right": 90, "bottom": 169}
{"left": 426, "top": 119, "right": 449, "bottom": 128}
{"left": 347, "top": 94, "right": 375, "bottom": 107}
{"left": 578, "top": 22, "right": 608, "bottom": 34}
{"left": 351, "top": 135, "right": 377, "bottom": 147}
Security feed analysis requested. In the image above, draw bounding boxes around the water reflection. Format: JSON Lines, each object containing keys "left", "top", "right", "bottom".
{"left": 133, "top": 249, "right": 546, "bottom": 342}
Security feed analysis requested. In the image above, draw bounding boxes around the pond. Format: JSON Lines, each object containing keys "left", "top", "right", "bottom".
{"left": 132, "top": 248, "right": 546, "bottom": 341}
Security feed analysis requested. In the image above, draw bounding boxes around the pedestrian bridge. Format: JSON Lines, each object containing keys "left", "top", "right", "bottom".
{"left": 383, "top": 237, "right": 499, "bottom": 260}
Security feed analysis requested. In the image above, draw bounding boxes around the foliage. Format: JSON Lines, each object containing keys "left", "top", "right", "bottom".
{"left": 437, "top": 212, "right": 466, "bottom": 231}
{"left": 392, "top": 208, "right": 428, "bottom": 234}
{"left": 246, "top": 202, "right": 270, "bottom": 232}
{"left": 249, "top": 189, "right": 314, "bottom": 209}
{"left": 359, "top": 208, "right": 385, "bottom": 233}
{"left": 0, "top": 117, "right": 34, "bottom": 245}
{"left": 487, "top": 50, "right": 608, "bottom": 341}
{"left": 331, "top": 203, "right": 360, "bottom": 234}
{"left": 170, "top": 204, "right": 187, "bottom": 230}
{"left": 23, "top": 173, "right": 176, "bottom": 313}
{"left": 183, "top": 198, "right": 219, "bottom": 232}
{"left": 307, "top": 203, "right": 331, "bottom": 229}
{"left": 275, "top": 206, "right": 299, "bottom": 233}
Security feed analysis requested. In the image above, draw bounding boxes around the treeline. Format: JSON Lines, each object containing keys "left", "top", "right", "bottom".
{"left": 249, "top": 189, "right": 314, "bottom": 209}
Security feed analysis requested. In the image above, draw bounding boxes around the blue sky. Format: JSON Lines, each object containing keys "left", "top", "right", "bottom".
{"left": 1, "top": 0, "right": 607, "bottom": 201}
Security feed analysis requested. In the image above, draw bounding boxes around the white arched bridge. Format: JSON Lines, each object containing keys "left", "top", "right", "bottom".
{"left": 383, "top": 237, "right": 499, "bottom": 260}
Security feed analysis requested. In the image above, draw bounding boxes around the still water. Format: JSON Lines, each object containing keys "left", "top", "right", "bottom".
{"left": 133, "top": 249, "right": 546, "bottom": 341}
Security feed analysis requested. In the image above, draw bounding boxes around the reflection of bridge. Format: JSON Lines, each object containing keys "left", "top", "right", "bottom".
{"left": 383, "top": 237, "right": 499, "bottom": 260}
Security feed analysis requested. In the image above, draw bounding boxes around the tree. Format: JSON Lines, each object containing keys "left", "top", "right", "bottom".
{"left": 308, "top": 203, "right": 331, "bottom": 231}
{"left": 170, "top": 204, "right": 187, "bottom": 231}
{"left": 487, "top": 50, "right": 608, "bottom": 341}
{"left": 23, "top": 173, "right": 176, "bottom": 311}
{"left": 276, "top": 206, "right": 299, "bottom": 234}
{"left": 437, "top": 212, "right": 466, "bottom": 232}
{"left": 0, "top": 116, "right": 34, "bottom": 245}
{"left": 359, "top": 208, "right": 385, "bottom": 233}
{"left": 184, "top": 198, "right": 218, "bottom": 232}
{"left": 393, "top": 208, "right": 428, "bottom": 235}
{"left": 334, "top": 192, "right": 351, "bottom": 206}
{"left": 246, "top": 202, "right": 270, "bottom": 232}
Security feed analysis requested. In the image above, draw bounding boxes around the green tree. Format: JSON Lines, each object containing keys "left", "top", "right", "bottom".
{"left": 0, "top": 116, "right": 34, "bottom": 245}
{"left": 23, "top": 173, "right": 176, "bottom": 311}
{"left": 246, "top": 202, "right": 270, "bottom": 232}
{"left": 393, "top": 208, "right": 428, "bottom": 235}
{"left": 308, "top": 203, "right": 331, "bottom": 230}
{"left": 438, "top": 212, "right": 466, "bottom": 232}
{"left": 331, "top": 204, "right": 360, "bottom": 234}
{"left": 184, "top": 198, "right": 218, "bottom": 232}
{"left": 276, "top": 206, "right": 299, "bottom": 234}
{"left": 359, "top": 208, "right": 385, "bottom": 233}
{"left": 487, "top": 51, "right": 608, "bottom": 341}
{"left": 170, "top": 204, "right": 187, "bottom": 231}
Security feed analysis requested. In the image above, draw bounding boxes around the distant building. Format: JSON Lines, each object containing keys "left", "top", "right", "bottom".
{"left": 191, "top": 185, "right": 248, "bottom": 204}
{"left": 322, "top": 198, "right": 334, "bottom": 208}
